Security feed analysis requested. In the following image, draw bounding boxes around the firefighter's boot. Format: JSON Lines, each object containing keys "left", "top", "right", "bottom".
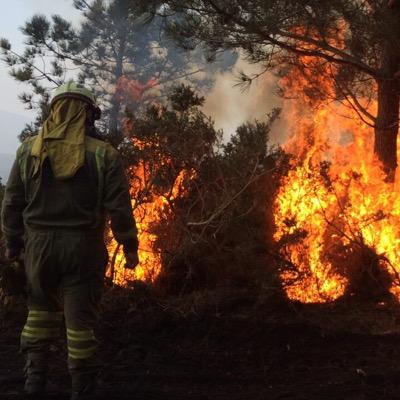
{"left": 69, "top": 357, "right": 99, "bottom": 400}
{"left": 24, "top": 351, "right": 47, "bottom": 397}
{"left": 70, "top": 372, "right": 98, "bottom": 400}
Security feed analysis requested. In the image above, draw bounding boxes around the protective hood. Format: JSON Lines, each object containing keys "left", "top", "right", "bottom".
{"left": 31, "top": 98, "right": 88, "bottom": 180}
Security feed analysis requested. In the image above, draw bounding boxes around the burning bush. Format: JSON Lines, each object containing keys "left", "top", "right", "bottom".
{"left": 273, "top": 94, "right": 400, "bottom": 304}
{"left": 154, "top": 115, "right": 287, "bottom": 295}
{"left": 327, "top": 241, "right": 393, "bottom": 302}
{"left": 108, "top": 85, "right": 286, "bottom": 297}
{"left": 275, "top": 159, "right": 396, "bottom": 303}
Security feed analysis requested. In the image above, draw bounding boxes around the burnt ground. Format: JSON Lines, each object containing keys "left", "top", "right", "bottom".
{"left": 2, "top": 287, "right": 400, "bottom": 400}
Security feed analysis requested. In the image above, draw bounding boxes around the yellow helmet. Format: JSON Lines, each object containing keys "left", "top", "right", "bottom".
{"left": 51, "top": 81, "right": 101, "bottom": 120}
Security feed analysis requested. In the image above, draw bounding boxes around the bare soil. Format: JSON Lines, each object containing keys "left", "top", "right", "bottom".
{"left": 1, "top": 286, "right": 400, "bottom": 400}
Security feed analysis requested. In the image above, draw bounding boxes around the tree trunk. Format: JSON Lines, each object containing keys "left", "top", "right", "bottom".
{"left": 374, "top": 8, "right": 400, "bottom": 181}
{"left": 374, "top": 76, "right": 399, "bottom": 181}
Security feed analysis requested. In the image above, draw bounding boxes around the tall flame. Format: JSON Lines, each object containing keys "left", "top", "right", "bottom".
{"left": 273, "top": 53, "right": 400, "bottom": 303}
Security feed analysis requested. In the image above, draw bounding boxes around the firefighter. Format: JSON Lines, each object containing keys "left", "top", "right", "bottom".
{"left": 1, "top": 81, "right": 139, "bottom": 399}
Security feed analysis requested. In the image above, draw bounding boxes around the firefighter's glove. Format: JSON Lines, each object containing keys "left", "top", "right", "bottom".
{"left": 123, "top": 238, "right": 139, "bottom": 270}
{"left": 124, "top": 250, "right": 139, "bottom": 270}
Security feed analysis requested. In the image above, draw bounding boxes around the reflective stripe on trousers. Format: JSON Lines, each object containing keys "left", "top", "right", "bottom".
{"left": 21, "top": 310, "right": 98, "bottom": 361}
{"left": 67, "top": 328, "right": 98, "bottom": 360}
{"left": 21, "top": 310, "right": 63, "bottom": 345}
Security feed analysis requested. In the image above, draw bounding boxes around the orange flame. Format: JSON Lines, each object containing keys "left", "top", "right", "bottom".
{"left": 106, "top": 76, "right": 193, "bottom": 285}
{"left": 116, "top": 76, "right": 159, "bottom": 104}
{"left": 107, "top": 160, "right": 192, "bottom": 286}
{"left": 274, "top": 26, "right": 400, "bottom": 303}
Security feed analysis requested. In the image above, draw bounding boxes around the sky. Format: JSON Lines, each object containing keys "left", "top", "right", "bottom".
{"left": 0, "top": 0, "right": 81, "bottom": 154}
{"left": 0, "top": 1, "right": 80, "bottom": 180}
{"left": 0, "top": 1, "right": 280, "bottom": 158}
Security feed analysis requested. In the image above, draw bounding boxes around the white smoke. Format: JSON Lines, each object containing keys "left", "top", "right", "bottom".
{"left": 202, "top": 58, "right": 282, "bottom": 143}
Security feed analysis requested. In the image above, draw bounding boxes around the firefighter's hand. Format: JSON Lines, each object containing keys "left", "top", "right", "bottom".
{"left": 124, "top": 250, "right": 139, "bottom": 270}
{"left": 5, "top": 248, "right": 21, "bottom": 262}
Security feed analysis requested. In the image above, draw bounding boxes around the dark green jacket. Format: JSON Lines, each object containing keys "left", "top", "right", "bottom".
{"left": 1, "top": 135, "right": 138, "bottom": 252}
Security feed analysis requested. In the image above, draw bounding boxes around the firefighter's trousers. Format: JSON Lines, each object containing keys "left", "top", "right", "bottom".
{"left": 20, "top": 229, "right": 108, "bottom": 382}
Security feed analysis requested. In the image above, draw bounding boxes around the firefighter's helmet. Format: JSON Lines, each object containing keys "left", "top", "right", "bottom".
{"left": 51, "top": 81, "right": 101, "bottom": 120}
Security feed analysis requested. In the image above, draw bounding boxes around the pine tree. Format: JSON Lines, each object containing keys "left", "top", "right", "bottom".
{"left": 156, "top": 0, "right": 400, "bottom": 179}
{"left": 1, "top": 0, "right": 236, "bottom": 143}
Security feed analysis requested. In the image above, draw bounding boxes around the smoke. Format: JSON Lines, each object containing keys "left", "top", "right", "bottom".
{"left": 202, "top": 58, "right": 282, "bottom": 143}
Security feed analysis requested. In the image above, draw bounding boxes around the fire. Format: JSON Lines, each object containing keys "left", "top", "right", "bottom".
{"left": 107, "top": 156, "right": 192, "bottom": 286}
{"left": 273, "top": 27, "right": 400, "bottom": 303}
{"left": 116, "top": 76, "right": 159, "bottom": 104}
{"left": 106, "top": 74, "right": 193, "bottom": 286}
{"left": 274, "top": 84, "right": 400, "bottom": 303}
